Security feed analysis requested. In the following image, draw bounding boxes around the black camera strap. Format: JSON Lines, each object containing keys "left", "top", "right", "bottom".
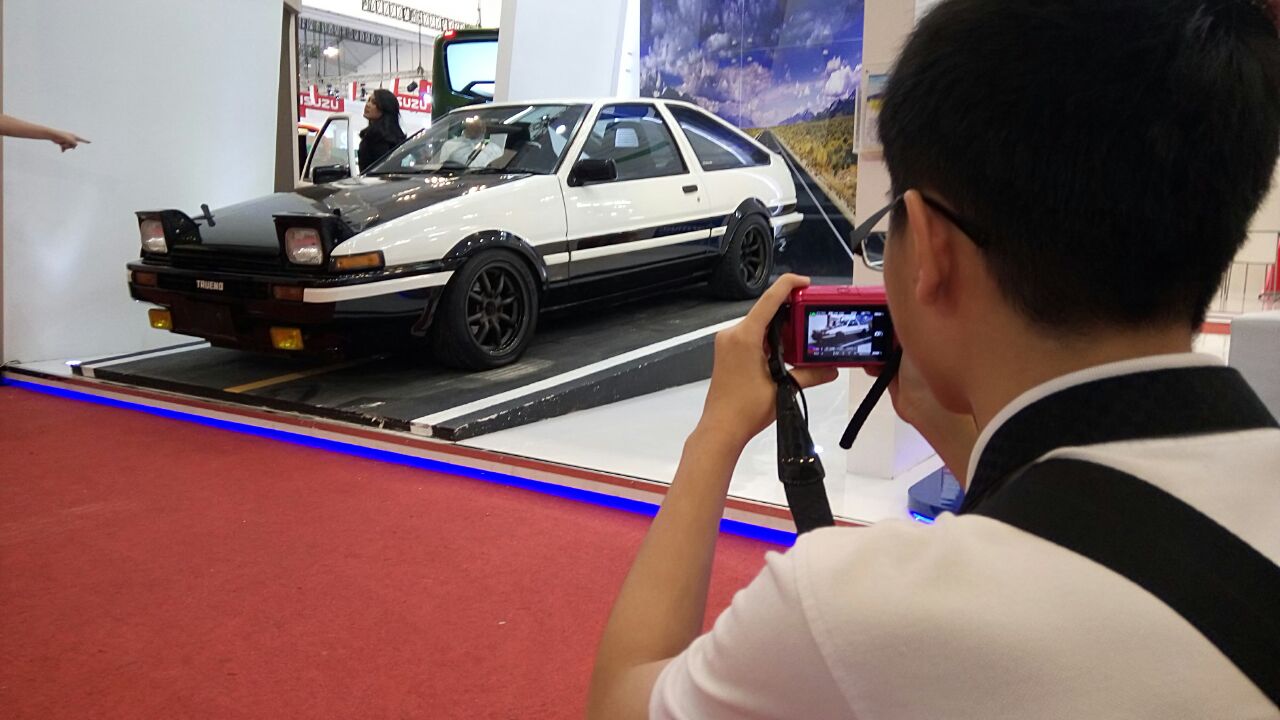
{"left": 975, "top": 458, "right": 1280, "bottom": 709}
{"left": 767, "top": 317, "right": 902, "bottom": 535}
{"left": 839, "top": 348, "right": 902, "bottom": 450}
{"left": 768, "top": 318, "right": 834, "bottom": 534}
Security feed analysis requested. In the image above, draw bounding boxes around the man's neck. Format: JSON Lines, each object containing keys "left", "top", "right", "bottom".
{"left": 966, "top": 325, "right": 1196, "bottom": 432}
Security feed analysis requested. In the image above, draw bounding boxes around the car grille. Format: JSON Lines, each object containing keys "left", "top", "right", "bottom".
{"left": 169, "top": 244, "right": 283, "bottom": 272}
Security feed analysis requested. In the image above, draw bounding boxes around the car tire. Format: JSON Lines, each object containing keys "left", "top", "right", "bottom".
{"left": 709, "top": 213, "right": 774, "bottom": 300}
{"left": 431, "top": 250, "right": 539, "bottom": 371}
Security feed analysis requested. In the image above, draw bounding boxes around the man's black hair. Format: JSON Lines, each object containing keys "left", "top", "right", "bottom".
{"left": 879, "top": 0, "right": 1280, "bottom": 328}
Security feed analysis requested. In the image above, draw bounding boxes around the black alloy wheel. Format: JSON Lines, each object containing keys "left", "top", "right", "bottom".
{"left": 431, "top": 250, "right": 539, "bottom": 370}
{"left": 709, "top": 213, "right": 775, "bottom": 299}
{"left": 738, "top": 225, "right": 770, "bottom": 287}
{"left": 467, "top": 266, "right": 525, "bottom": 353}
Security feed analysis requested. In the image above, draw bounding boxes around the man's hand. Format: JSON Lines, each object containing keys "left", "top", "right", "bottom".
{"left": 697, "top": 274, "right": 839, "bottom": 450}
{"left": 49, "top": 130, "right": 89, "bottom": 152}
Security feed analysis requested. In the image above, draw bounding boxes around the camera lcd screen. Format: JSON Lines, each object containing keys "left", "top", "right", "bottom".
{"left": 804, "top": 305, "right": 893, "bottom": 363}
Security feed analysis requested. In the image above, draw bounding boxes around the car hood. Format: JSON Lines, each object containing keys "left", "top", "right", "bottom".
{"left": 196, "top": 172, "right": 532, "bottom": 250}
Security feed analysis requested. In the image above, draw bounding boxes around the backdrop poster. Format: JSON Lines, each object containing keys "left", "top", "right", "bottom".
{"left": 640, "top": 0, "right": 864, "bottom": 236}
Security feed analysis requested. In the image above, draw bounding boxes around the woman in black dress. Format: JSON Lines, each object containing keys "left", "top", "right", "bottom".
{"left": 357, "top": 89, "right": 406, "bottom": 170}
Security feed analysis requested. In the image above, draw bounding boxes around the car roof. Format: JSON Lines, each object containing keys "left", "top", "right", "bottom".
{"left": 445, "top": 98, "right": 702, "bottom": 113}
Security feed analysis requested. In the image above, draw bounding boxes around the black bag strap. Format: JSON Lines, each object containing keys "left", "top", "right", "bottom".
{"left": 974, "top": 458, "right": 1280, "bottom": 708}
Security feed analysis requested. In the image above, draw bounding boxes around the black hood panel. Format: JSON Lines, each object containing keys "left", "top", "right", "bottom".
{"left": 196, "top": 173, "right": 531, "bottom": 250}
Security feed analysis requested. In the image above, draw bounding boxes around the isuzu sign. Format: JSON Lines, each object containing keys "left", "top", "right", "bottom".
{"left": 397, "top": 95, "right": 433, "bottom": 114}
{"left": 300, "top": 94, "right": 344, "bottom": 113}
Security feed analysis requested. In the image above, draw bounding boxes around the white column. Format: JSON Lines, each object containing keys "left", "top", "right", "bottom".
{"left": 845, "top": 0, "right": 935, "bottom": 479}
{"left": 494, "top": 0, "right": 630, "bottom": 102}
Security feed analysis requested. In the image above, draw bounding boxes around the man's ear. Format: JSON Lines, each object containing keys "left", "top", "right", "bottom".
{"left": 902, "top": 190, "right": 957, "bottom": 308}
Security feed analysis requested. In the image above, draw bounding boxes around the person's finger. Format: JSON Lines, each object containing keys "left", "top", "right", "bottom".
{"left": 76, "top": 136, "right": 91, "bottom": 143}
{"left": 864, "top": 366, "right": 883, "bottom": 377}
{"left": 792, "top": 366, "right": 839, "bottom": 389}
{"left": 741, "top": 273, "right": 810, "bottom": 334}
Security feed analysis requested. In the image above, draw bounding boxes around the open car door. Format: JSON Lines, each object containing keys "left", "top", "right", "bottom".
{"left": 301, "top": 113, "right": 359, "bottom": 185}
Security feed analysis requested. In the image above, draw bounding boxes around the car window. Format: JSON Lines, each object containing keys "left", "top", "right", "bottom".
{"left": 668, "top": 105, "right": 770, "bottom": 171}
{"left": 579, "top": 104, "right": 687, "bottom": 182}
{"left": 445, "top": 40, "right": 498, "bottom": 94}
{"left": 371, "top": 104, "right": 588, "bottom": 175}
{"left": 311, "top": 118, "right": 349, "bottom": 170}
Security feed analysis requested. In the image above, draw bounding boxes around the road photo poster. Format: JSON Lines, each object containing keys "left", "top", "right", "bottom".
{"left": 640, "top": 0, "right": 865, "bottom": 221}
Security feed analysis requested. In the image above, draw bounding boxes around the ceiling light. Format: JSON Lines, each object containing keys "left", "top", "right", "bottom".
{"left": 323, "top": 46, "right": 340, "bottom": 58}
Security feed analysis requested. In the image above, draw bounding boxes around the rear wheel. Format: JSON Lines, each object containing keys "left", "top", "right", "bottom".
{"left": 709, "top": 214, "right": 774, "bottom": 299}
{"left": 431, "top": 250, "right": 538, "bottom": 370}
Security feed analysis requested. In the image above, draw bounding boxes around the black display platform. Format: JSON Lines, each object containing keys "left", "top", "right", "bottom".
{"left": 75, "top": 288, "right": 765, "bottom": 441}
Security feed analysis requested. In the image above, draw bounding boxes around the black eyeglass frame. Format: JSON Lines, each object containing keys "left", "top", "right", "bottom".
{"left": 851, "top": 192, "right": 987, "bottom": 271}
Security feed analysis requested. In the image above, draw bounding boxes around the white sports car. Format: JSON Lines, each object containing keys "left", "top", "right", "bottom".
{"left": 127, "top": 99, "right": 804, "bottom": 369}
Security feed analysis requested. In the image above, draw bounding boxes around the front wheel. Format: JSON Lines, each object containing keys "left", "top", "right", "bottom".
{"left": 709, "top": 214, "right": 774, "bottom": 299}
{"left": 430, "top": 250, "right": 538, "bottom": 370}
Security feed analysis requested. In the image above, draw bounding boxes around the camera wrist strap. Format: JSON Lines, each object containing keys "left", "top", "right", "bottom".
{"left": 768, "top": 318, "right": 834, "bottom": 534}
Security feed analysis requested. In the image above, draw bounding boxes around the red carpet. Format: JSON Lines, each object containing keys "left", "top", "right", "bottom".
{"left": 0, "top": 385, "right": 776, "bottom": 719}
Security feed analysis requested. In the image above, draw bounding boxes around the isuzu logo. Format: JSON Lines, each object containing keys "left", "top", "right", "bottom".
{"left": 196, "top": 280, "right": 224, "bottom": 292}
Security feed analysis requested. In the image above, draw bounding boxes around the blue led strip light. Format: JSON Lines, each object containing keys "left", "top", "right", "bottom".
{"left": 5, "top": 378, "right": 797, "bottom": 546}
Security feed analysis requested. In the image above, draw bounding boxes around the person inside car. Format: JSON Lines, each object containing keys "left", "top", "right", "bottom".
{"left": 438, "top": 115, "right": 503, "bottom": 168}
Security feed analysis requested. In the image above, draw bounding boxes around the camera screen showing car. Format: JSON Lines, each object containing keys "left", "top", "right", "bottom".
{"left": 804, "top": 306, "right": 893, "bottom": 362}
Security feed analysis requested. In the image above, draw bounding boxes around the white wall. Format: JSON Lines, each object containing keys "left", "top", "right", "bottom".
{"left": 495, "top": 0, "right": 630, "bottom": 101}
{"left": 3, "top": 0, "right": 281, "bottom": 363}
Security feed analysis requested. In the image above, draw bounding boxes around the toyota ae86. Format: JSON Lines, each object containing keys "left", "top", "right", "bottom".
{"left": 127, "top": 99, "right": 803, "bottom": 370}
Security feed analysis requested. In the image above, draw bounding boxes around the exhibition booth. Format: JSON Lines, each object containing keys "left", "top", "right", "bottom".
{"left": 4, "top": 0, "right": 1277, "bottom": 537}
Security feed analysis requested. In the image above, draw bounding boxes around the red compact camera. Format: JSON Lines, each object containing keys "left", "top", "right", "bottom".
{"left": 779, "top": 285, "right": 895, "bottom": 367}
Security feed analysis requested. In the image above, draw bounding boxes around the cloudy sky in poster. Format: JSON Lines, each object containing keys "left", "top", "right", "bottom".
{"left": 640, "top": 0, "right": 865, "bottom": 128}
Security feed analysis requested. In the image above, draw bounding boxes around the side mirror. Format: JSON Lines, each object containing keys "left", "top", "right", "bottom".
{"left": 312, "top": 164, "right": 351, "bottom": 185}
{"left": 568, "top": 158, "right": 618, "bottom": 187}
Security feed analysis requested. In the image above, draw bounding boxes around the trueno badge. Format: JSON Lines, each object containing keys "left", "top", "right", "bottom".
{"left": 196, "top": 280, "right": 224, "bottom": 292}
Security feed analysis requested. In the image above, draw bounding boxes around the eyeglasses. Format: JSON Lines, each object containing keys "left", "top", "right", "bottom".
{"left": 852, "top": 193, "right": 987, "bottom": 271}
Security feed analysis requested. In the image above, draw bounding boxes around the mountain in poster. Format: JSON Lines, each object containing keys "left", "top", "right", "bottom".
{"left": 639, "top": 0, "right": 865, "bottom": 129}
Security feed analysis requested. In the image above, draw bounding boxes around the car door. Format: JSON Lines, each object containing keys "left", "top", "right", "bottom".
{"left": 301, "top": 114, "right": 359, "bottom": 184}
{"left": 662, "top": 103, "right": 784, "bottom": 253}
{"left": 559, "top": 103, "right": 715, "bottom": 291}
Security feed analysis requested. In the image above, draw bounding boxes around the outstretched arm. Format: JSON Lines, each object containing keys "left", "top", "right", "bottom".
{"left": 0, "top": 114, "right": 90, "bottom": 151}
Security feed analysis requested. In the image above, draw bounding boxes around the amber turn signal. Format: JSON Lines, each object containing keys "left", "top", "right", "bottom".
{"left": 132, "top": 271, "right": 159, "bottom": 287}
{"left": 272, "top": 285, "right": 306, "bottom": 302}
{"left": 148, "top": 308, "right": 173, "bottom": 330}
{"left": 331, "top": 251, "right": 384, "bottom": 272}
{"left": 270, "top": 327, "right": 305, "bottom": 351}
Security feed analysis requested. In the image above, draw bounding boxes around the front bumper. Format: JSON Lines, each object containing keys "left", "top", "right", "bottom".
{"left": 127, "top": 261, "right": 454, "bottom": 356}
{"left": 771, "top": 211, "right": 805, "bottom": 238}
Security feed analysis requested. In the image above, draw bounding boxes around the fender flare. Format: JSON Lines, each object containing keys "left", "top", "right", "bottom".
{"left": 718, "top": 198, "right": 772, "bottom": 255}
{"left": 443, "top": 230, "right": 550, "bottom": 289}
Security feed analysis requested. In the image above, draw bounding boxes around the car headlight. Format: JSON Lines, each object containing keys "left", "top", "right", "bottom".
{"left": 284, "top": 227, "right": 323, "bottom": 265}
{"left": 140, "top": 219, "right": 167, "bottom": 254}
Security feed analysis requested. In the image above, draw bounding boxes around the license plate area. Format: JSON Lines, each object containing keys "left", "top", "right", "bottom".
{"left": 171, "top": 300, "right": 236, "bottom": 340}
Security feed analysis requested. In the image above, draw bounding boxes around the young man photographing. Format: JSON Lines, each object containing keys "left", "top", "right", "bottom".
{"left": 590, "top": 0, "right": 1280, "bottom": 718}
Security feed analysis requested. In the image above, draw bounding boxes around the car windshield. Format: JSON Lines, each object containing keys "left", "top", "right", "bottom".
{"left": 367, "top": 104, "right": 589, "bottom": 176}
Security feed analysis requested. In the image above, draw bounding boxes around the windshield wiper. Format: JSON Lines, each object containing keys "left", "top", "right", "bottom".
{"left": 368, "top": 166, "right": 464, "bottom": 176}
{"left": 466, "top": 167, "right": 541, "bottom": 175}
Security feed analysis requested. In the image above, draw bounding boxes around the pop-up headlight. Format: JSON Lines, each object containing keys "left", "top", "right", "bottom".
{"left": 140, "top": 219, "right": 167, "bottom": 254}
{"left": 284, "top": 227, "right": 324, "bottom": 266}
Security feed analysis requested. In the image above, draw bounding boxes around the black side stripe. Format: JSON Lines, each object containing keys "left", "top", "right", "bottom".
{"left": 536, "top": 215, "right": 728, "bottom": 258}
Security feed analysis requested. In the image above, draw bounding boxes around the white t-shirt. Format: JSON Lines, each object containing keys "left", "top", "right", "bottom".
{"left": 439, "top": 136, "right": 503, "bottom": 167}
{"left": 651, "top": 354, "right": 1280, "bottom": 719}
